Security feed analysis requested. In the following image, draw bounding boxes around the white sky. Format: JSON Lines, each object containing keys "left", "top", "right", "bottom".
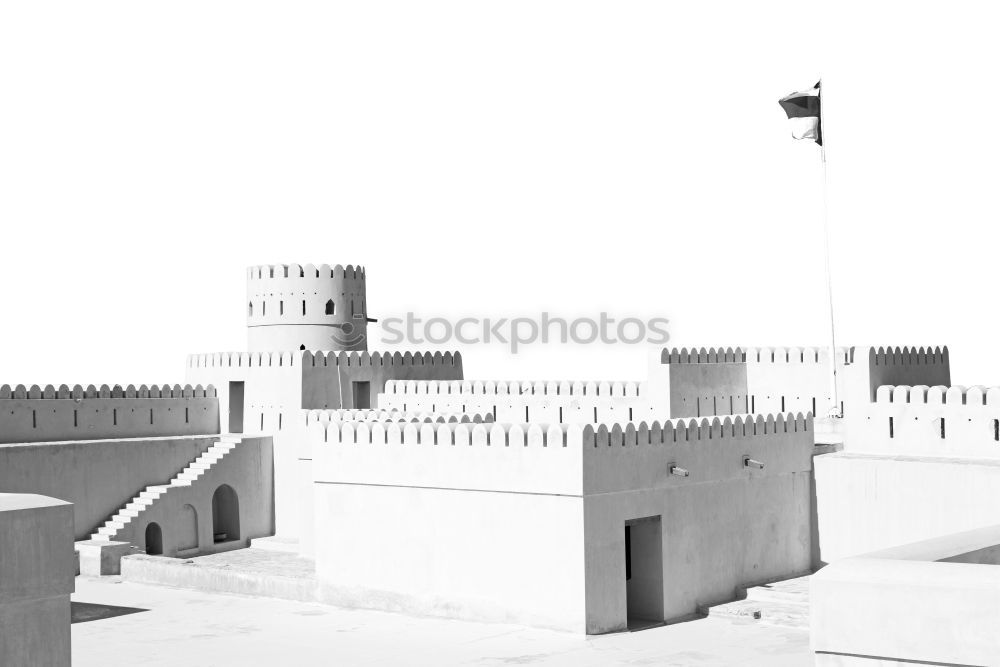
{"left": 1, "top": 1, "right": 996, "bottom": 386}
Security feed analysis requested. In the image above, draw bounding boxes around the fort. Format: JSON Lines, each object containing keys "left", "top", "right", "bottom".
{"left": 2, "top": 263, "right": 996, "bottom": 665}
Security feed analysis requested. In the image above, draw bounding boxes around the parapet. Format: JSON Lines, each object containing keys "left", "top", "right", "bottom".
{"left": 873, "top": 384, "right": 999, "bottom": 406}
{"left": 868, "top": 345, "right": 948, "bottom": 368}
{"left": 187, "top": 351, "right": 299, "bottom": 369}
{"left": 303, "top": 409, "right": 494, "bottom": 425}
{"left": 849, "top": 381, "right": 1000, "bottom": 458}
{"left": 303, "top": 351, "right": 462, "bottom": 368}
{"left": 0, "top": 383, "right": 217, "bottom": 399}
{"left": 0, "top": 384, "right": 220, "bottom": 444}
{"left": 309, "top": 412, "right": 813, "bottom": 496}
{"left": 247, "top": 263, "right": 366, "bottom": 281}
{"left": 853, "top": 346, "right": 951, "bottom": 402}
{"left": 658, "top": 346, "right": 854, "bottom": 365}
{"left": 314, "top": 412, "right": 808, "bottom": 448}
{"left": 381, "top": 379, "right": 643, "bottom": 397}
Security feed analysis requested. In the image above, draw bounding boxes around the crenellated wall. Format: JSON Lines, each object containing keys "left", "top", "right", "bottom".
{"left": 848, "top": 345, "right": 951, "bottom": 402}
{"left": 847, "top": 384, "right": 1000, "bottom": 458}
{"left": 246, "top": 263, "right": 368, "bottom": 353}
{"left": 744, "top": 346, "right": 853, "bottom": 418}
{"left": 648, "top": 346, "right": 854, "bottom": 420}
{"left": 0, "top": 384, "right": 219, "bottom": 443}
{"left": 186, "top": 351, "right": 304, "bottom": 434}
{"left": 303, "top": 408, "right": 493, "bottom": 425}
{"left": 272, "top": 407, "right": 493, "bottom": 550}
{"left": 377, "top": 378, "right": 653, "bottom": 424}
{"left": 309, "top": 412, "right": 810, "bottom": 495}
{"left": 647, "top": 345, "right": 951, "bottom": 424}
{"left": 310, "top": 412, "right": 814, "bottom": 632}
{"left": 301, "top": 350, "right": 464, "bottom": 410}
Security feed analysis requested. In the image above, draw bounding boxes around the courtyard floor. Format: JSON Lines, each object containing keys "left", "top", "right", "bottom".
{"left": 71, "top": 576, "right": 813, "bottom": 666}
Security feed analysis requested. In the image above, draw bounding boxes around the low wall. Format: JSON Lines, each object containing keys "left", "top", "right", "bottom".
{"left": 0, "top": 436, "right": 218, "bottom": 539}
{"left": 0, "top": 494, "right": 74, "bottom": 667}
{"left": 378, "top": 379, "right": 654, "bottom": 424}
{"left": 0, "top": 385, "right": 218, "bottom": 443}
{"left": 302, "top": 351, "right": 464, "bottom": 410}
{"left": 814, "top": 451, "right": 1000, "bottom": 564}
{"left": 848, "top": 384, "right": 1000, "bottom": 459}
{"left": 646, "top": 345, "right": 950, "bottom": 424}
{"left": 812, "top": 525, "right": 1000, "bottom": 666}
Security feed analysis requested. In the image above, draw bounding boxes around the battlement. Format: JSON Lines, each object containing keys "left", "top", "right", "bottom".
{"left": 850, "top": 381, "right": 1000, "bottom": 458}
{"left": 304, "top": 351, "right": 462, "bottom": 368}
{"left": 377, "top": 379, "right": 651, "bottom": 425}
{"left": 867, "top": 346, "right": 949, "bottom": 368}
{"left": 314, "top": 412, "right": 810, "bottom": 448}
{"left": 187, "top": 351, "right": 299, "bottom": 369}
{"left": 247, "top": 263, "right": 366, "bottom": 281}
{"left": 0, "top": 385, "right": 219, "bottom": 444}
{"left": 309, "top": 412, "right": 813, "bottom": 496}
{"left": 246, "top": 263, "right": 369, "bottom": 353}
{"left": 303, "top": 409, "right": 494, "bottom": 425}
{"left": 0, "top": 383, "right": 217, "bottom": 399}
{"left": 382, "top": 379, "right": 643, "bottom": 397}
{"left": 874, "top": 384, "right": 1000, "bottom": 406}
{"left": 659, "top": 346, "right": 854, "bottom": 365}
{"left": 649, "top": 344, "right": 951, "bottom": 421}
{"left": 854, "top": 346, "right": 951, "bottom": 402}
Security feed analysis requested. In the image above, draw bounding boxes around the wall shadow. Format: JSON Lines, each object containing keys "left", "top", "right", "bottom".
{"left": 71, "top": 601, "right": 148, "bottom": 624}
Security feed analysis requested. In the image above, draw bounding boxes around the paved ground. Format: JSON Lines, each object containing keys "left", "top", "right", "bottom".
{"left": 72, "top": 577, "right": 813, "bottom": 666}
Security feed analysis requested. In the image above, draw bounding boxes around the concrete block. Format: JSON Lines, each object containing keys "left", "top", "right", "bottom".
{"left": 76, "top": 540, "right": 137, "bottom": 576}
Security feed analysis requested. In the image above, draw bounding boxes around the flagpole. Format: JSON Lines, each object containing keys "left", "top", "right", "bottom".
{"left": 820, "top": 131, "right": 841, "bottom": 418}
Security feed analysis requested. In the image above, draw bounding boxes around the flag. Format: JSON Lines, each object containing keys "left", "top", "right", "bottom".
{"left": 779, "top": 81, "right": 821, "bottom": 145}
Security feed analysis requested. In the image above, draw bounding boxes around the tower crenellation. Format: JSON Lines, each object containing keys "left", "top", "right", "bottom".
{"left": 246, "top": 263, "right": 369, "bottom": 353}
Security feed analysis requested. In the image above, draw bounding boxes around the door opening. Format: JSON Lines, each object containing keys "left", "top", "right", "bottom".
{"left": 625, "top": 515, "right": 664, "bottom": 630}
{"left": 228, "top": 381, "right": 245, "bottom": 433}
{"left": 212, "top": 484, "right": 240, "bottom": 543}
{"left": 352, "top": 381, "right": 371, "bottom": 409}
{"left": 145, "top": 522, "right": 163, "bottom": 555}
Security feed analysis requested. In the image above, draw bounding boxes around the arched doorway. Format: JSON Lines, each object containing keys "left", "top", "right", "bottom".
{"left": 212, "top": 484, "right": 240, "bottom": 543}
{"left": 179, "top": 504, "right": 199, "bottom": 551}
{"left": 145, "top": 522, "right": 163, "bottom": 555}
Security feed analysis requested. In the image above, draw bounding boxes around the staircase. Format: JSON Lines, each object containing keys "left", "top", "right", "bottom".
{"left": 700, "top": 575, "right": 811, "bottom": 630}
{"left": 91, "top": 435, "right": 241, "bottom": 542}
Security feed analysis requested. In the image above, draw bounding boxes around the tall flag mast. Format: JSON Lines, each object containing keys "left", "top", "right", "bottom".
{"left": 779, "top": 81, "right": 841, "bottom": 418}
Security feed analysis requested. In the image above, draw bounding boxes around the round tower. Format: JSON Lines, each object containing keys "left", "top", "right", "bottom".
{"left": 246, "top": 263, "right": 369, "bottom": 352}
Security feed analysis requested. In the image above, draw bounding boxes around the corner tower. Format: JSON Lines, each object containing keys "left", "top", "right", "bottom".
{"left": 246, "top": 263, "right": 369, "bottom": 352}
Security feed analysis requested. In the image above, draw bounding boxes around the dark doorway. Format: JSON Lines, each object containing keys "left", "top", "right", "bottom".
{"left": 212, "top": 484, "right": 240, "bottom": 543}
{"left": 145, "top": 522, "right": 163, "bottom": 555}
{"left": 625, "top": 516, "right": 664, "bottom": 630}
{"left": 228, "top": 381, "right": 245, "bottom": 433}
{"left": 352, "top": 381, "right": 371, "bottom": 409}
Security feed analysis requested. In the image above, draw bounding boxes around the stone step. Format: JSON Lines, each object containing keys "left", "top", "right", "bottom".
{"left": 97, "top": 524, "right": 123, "bottom": 538}
{"left": 88, "top": 438, "right": 237, "bottom": 554}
